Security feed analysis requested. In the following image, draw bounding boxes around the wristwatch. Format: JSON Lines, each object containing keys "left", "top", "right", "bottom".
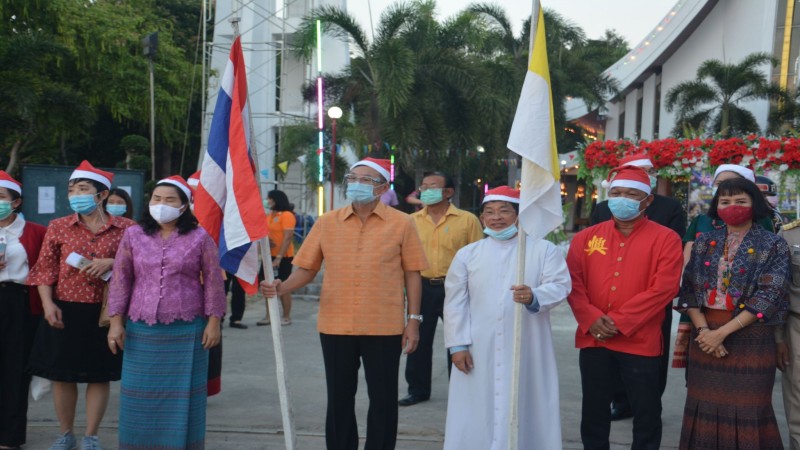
{"left": 407, "top": 314, "right": 423, "bottom": 323}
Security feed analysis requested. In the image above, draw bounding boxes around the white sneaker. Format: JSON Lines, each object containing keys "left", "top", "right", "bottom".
{"left": 48, "top": 431, "right": 78, "bottom": 450}
{"left": 80, "top": 435, "right": 104, "bottom": 450}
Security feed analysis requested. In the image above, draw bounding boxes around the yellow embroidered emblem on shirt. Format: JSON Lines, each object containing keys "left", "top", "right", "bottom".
{"left": 584, "top": 236, "right": 608, "bottom": 256}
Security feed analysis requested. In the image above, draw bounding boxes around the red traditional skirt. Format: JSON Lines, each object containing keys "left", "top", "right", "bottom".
{"left": 679, "top": 309, "right": 783, "bottom": 449}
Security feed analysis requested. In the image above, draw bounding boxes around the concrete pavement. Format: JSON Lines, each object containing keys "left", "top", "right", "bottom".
{"left": 25, "top": 294, "right": 790, "bottom": 449}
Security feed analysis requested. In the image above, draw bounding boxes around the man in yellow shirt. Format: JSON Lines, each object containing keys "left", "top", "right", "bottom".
{"left": 399, "top": 171, "right": 484, "bottom": 406}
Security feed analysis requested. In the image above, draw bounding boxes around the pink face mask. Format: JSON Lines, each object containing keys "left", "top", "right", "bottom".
{"left": 767, "top": 196, "right": 779, "bottom": 208}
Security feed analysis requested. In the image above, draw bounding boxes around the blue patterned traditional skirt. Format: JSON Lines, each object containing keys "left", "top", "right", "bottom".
{"left": 119, "top": 318, "right": 208, "bottom": 450}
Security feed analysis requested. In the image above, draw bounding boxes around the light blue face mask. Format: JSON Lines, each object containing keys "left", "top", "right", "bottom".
{"left": 649, "top": 175, "right": 658, "bottom": 190}
{"left": 69, "top": 194, "right": 99, "bottom": 215}
{"left": 106, "top": 204, "right": 127, "bottom": 216}
{"left": 0, "top": 200, "right": 13, "bottom": 220}
{"left": 608, "top": 196, "right": 643, "bottom": 221}
{"left": 346, "top": 182, "right": 377, "bottom": 204}
{"left": 420, "top": 188, "right": 444, "bottom": 205}
{"left": 484, "top": 224, "right": 519, "bottom": 240}
{"left": 712, "top": 186, "right": 718, "bottom": 197}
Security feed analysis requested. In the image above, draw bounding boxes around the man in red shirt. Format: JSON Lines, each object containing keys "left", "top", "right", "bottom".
{"left": 567, "top": 165, "right": 683, "bottom": 450}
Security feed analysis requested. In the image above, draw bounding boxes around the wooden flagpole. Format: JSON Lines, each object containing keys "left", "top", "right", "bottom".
{"left": 230, "top": 17, "right": 297, "bottom": 449}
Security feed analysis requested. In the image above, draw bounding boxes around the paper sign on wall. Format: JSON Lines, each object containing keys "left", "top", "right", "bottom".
{"left": 38, "top": 186, "right": 55, "bottom": 214}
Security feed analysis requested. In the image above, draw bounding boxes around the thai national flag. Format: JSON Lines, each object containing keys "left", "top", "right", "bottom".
{"left": 195, "top": 36, "right": 269, "bottom": 294}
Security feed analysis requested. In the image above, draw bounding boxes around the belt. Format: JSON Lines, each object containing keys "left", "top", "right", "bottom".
{"left": 423, "top": 277, "right": 445, "bottom": 286}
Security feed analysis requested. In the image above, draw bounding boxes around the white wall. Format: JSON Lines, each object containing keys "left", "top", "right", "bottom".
{"left": 658, "top": 0, "right": 777, "bottom": 136}
{"left": 640, "top": 74, "right": 657, "bottom": 139}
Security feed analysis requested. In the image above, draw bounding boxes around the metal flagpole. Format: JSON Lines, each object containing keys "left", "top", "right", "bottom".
{"left": 230, "top": 17, "right": 297, "bottom": 450}
{"left": 509, "top": 230, "right": 526, "bottom": 450}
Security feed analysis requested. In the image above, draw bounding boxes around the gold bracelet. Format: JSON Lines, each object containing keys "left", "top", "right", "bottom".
{"left": 735, "top": 317, "right": 745, "bottom": 329}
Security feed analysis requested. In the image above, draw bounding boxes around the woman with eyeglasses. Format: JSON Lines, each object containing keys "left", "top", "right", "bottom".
{"left": 28, "top": 161, "right": 136, "bottom": 450}
{"left": 106, "top": 176, "right": 225, "bottom": 450}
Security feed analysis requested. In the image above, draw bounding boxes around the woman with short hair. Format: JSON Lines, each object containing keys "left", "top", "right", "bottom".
{"left": 28, "top": 161, "right": 136, "bottom": 450}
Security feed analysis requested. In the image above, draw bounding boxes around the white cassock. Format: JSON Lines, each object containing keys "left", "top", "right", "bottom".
{"left": 443, "top": 235, "right": 571, "bottom": 450}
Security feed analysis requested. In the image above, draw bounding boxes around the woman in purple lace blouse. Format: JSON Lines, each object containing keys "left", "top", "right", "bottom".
{"left": 106, "top": 176, "right": 226, "bottom": 449}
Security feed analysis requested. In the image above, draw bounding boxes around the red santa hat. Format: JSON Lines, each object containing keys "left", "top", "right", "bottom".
{"left": 618, "top": 153, "right": 653, "bottom": 169}
{"left": 482, "top": 186, "right": 520, "bottom": 204}
{"left": 605, "top": 165, "right": 651, "bottom": 195}
{"left": 70, "top": 160, "right": 113, "bottom": 189}
{"left": 187, "top": 171, "right": 200, "bottom": 189}
{"left": 0, "top": 171, "right": 22, "bottom": 195}
{"left": 713, "top": 164, "right": 755, "bottom": 183}
{"left": 157, "top": 175, "right": 193, "bottom": 202}
{"left": 350, "top": 157, "right": 391, "bottom": 181}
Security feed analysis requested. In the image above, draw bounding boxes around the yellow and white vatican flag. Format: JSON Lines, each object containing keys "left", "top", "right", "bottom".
{"left": 507, "top": 2, "right": 561, "bottom": 449}
{"left": 507, "top": 0, "right": 562, "bottom": 240}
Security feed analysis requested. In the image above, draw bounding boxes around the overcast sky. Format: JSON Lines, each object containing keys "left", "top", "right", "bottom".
{"left": 348, "top": 0, "right": 678, "bottom": 48}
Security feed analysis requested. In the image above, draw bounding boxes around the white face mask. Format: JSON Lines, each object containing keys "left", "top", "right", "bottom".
{"left": 149, "top": 204, "right": 183, "bottom": 224}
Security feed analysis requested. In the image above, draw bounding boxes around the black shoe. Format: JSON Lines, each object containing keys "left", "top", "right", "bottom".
{"left": 398, "top": 394, "right": 429, "bottom": 406}
{"left": 610, "top": 403, "right": 633, "bottom": 421}
{"left": 229, "top": 321, "right": 248, "bottom": 329}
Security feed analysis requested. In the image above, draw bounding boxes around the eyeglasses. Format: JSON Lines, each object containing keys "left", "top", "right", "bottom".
{"left": 481, "top": 209, "right": 516, "bottom": 218}
{"left": 344, "top": 174, "right": 383, "bottom": 185}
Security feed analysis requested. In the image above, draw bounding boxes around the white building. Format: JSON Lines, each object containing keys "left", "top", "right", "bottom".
{"left": 572, "top": 0, "right": 795, "bottom": 141}
{"left": 201, "top": 0, "right": 351, "bottom": 217}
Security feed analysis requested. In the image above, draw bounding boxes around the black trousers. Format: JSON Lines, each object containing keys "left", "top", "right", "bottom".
{"left": 611, "top": 304, "right": 672, "bottom": 407}
{"left": 225, "top": 273, "right": 246, "bottom": 323}
{"left": 320, "top": 333, "right": 402, "bottom": 450}
{"left": 579, "top": 348, "right": 662, "bottom": 450}
{"left": 403, "top": 280, "right": 452, "bottom": 398}
{"left": 0, "top": 284, "right": 36, "bottom": 447}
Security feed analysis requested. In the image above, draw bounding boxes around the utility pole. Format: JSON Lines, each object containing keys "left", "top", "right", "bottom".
{"left": 142, "top": 32, "right": 159, "bottom": 179}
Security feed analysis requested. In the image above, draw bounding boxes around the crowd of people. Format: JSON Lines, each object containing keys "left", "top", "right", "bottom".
{"left": 0, "top": 153, "right": 798, "bottom": 450}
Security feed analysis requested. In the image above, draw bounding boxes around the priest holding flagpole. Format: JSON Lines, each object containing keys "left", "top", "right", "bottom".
{"left": 454, "top": 0, "right": 573, "bottom": 448}
{"left": 443, "top": 186, "right": 571, "bottom": 450}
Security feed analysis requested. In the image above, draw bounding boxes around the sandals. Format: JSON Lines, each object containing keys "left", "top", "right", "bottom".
{"left": 257, "top": 317, "right": 291, "bottom": 326}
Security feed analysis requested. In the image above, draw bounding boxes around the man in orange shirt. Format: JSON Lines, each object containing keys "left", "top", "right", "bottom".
{"left": 567, "top": 165, "right": 683, "bottom": 450}
{"left": 260, "top": 157, "right": 428, "bottom": 450}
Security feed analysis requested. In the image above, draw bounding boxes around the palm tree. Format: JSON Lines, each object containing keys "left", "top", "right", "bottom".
{"left": 665, "top": 52, "right": 781, "bottom": 136}
{"left": 466, "top": 5, "right": 622, "bottom": 151}
{"left": 293, "top": 1, "right": 509, "bottom": 177}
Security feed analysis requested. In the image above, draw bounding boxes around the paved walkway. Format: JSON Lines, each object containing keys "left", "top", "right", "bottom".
{"left": 25, "top": 295, "right": 789, "bottom": 449}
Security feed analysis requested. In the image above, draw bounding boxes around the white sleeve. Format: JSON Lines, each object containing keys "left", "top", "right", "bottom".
{"left": 444, "top": 248, "right": 472, "bottom": 349}
{"left": 529, "top": 241, "right": 571, "bottom": 314}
